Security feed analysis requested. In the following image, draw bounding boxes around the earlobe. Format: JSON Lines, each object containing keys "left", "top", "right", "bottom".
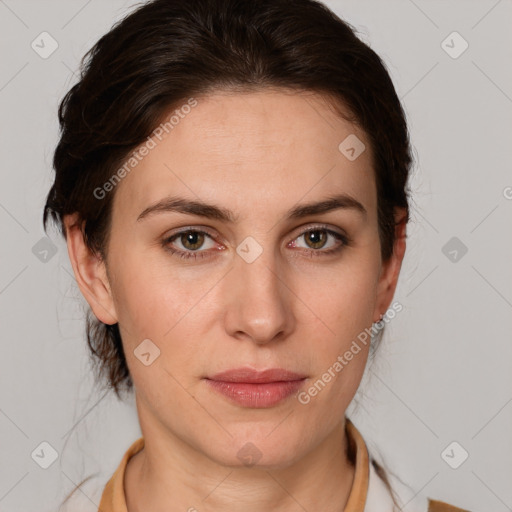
{"left": 63, "top": 214, "right": 118, "bottom": 325}
{"left": 372, "top": 208, "right": 408, "bottom": 323}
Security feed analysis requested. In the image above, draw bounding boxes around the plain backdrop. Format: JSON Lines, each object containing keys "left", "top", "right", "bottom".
{"left": 0, "top": 1, "right": 511, "bottom": 511}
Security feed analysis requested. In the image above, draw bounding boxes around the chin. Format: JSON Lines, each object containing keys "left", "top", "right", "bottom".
{"left": 204, "top": 432, "right": 304, "bottom": 471}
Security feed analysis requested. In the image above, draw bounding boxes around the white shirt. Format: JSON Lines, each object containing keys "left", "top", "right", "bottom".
{"left": 365, "top": 457, "right": 429, "bottom": 512}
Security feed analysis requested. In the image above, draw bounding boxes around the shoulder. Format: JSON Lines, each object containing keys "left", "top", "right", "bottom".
{"left": 59, "top": 437, "right": 144, "bottom": 512}
{"left": 427, "top": 499, "right": 472, "bottom": 512}
{"left": 368, "top": 459, "right": 471, "bottom": 512}
{"left": 366, "top": 458, "right": 429, "bottom": 512}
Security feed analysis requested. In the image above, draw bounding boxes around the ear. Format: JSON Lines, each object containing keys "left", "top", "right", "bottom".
{"left": 63, "top": 213, "right": 118, "bottom": 325}
{"left": 372, "top": 207, "right": 407, "bottom": 323}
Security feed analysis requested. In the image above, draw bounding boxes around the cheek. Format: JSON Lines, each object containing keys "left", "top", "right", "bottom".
{"left": 109, "top": 249, "right": 202, "bottom": 334}
{"left": 108, "top": 253, "right": 218, "bottom": 379}
{"left": 297, "top": 277, "right": 374, "bottom": 415}
{"left": 297, "top": 259, "right": 379, "bottom": 341}
{"left": 294, "top": 259, "right": 378, "bottom": 402}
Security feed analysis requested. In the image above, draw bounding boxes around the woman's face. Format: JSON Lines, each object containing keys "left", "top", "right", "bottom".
{"left": 69, "top": 89, "right": 405, "bottom": 469}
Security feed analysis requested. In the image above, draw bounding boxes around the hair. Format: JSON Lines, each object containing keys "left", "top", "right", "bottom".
{"left": 45, "top": 0, "right": 413, "bottom": 508}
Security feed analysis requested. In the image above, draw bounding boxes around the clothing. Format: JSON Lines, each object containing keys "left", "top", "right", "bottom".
{"left": 95, "top": 418, "right": 470, "bottom": 512}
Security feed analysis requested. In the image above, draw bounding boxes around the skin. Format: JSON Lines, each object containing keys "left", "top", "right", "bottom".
{"left": 64, "top": 89, "right": 407, "bottom": 512}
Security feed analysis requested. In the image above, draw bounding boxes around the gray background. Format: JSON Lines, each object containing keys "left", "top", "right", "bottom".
{"left": 1, "top": 0, "right": 511, "bottom": 510}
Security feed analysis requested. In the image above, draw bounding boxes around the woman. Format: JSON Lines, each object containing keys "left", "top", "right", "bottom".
{"left": 44, "top": 0, "right": 470, "bottom": 510}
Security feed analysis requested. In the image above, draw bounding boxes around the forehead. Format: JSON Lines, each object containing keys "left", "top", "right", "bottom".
{"left": 112, "top": 89, "right": 376, "bottom": 224}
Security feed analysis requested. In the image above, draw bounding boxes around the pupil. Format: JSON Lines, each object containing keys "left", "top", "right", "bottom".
{"left": 308, "top": 230, "right": 325, "bottom": 248}
{"left": 184, "top": 232, "right": 203, "bottom": 249}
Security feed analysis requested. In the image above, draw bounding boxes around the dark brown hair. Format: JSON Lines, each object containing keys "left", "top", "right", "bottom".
{"left": 45, "top": 0, "right": 413, "bottom": 505}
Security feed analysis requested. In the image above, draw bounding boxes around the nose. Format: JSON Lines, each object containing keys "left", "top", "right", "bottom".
{"left": 223, "top": 244, "right": 295, "bottom": 346}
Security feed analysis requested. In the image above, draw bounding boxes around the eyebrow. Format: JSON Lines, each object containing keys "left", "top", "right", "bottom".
{"left": 136, "top": 193, "right": 367, "bottom": 223}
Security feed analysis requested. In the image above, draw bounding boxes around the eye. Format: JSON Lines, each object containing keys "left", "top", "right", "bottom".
{"left": 162, "top": 229, "right": 219, "bottom": 260}
{"left": 289, "top": 226, "right": 349, "bottom": 257}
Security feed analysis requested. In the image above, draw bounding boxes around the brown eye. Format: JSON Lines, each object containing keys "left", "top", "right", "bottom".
{"left": 290, "top": 227, "right": 349, "bottom": 257}
{"left": 303, "top": 230, "right": 328, "bottom": 249}
{"left": 180, "top": 231, "right": 205, "bottom": 251}
{"left": 162, "top": 229, "right": 218, "bottom": 260}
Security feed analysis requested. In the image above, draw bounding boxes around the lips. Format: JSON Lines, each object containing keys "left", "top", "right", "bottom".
{"left": 207, "top": 367, "right": 307, "bottom": 383}
{"left": 204, "top": 367, "right": 307, "bottom": 408}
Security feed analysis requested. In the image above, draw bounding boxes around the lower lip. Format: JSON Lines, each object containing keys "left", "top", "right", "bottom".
{"left": 205, "top": 379, "right": 306, "bottom": 408}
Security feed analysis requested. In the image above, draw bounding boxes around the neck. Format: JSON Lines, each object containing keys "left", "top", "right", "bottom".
{"left": 125, "top": 418, "right": 356, "bottom": 512}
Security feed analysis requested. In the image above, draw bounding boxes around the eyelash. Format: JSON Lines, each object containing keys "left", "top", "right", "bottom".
{"left": 161, "top": 225, "right": 350, "bottom": 261}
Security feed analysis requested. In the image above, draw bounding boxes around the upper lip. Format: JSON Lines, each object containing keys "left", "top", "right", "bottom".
{"left": 206, "top": 367, "right": 307, "bottom": 383}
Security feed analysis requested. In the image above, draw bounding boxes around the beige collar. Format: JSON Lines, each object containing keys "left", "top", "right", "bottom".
{"left": 98, "top": 417, "right": 370, "bottom": 511}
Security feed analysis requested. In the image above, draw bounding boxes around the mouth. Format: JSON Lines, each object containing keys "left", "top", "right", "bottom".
{"left": 204, "top": 367, "right": 307, "bottom": 408}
